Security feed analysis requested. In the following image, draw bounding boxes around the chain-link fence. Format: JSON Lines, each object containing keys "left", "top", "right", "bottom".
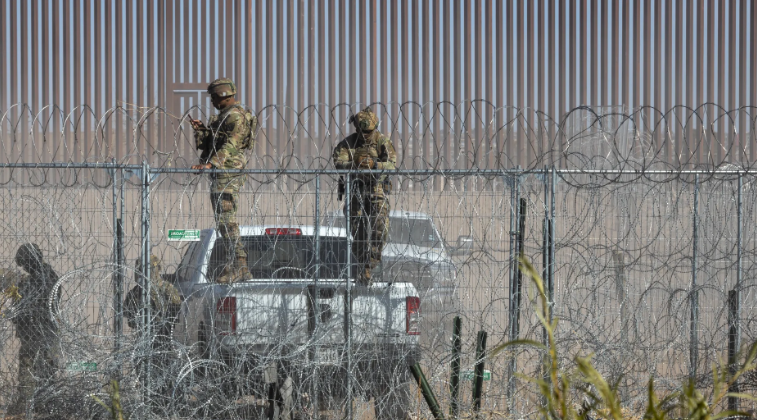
{"left": 0, "top": 165, "right": 756, "bottom": 419}
{"left": 1, "top": 104, "right": 757, "bottom": 419}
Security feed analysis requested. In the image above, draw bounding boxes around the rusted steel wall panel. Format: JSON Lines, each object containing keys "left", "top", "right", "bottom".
{"left": 1, "top": 3, "right": 7, "bottom": 107}
{"left": 0, "top": 0, "right": 755, "bottom": 168}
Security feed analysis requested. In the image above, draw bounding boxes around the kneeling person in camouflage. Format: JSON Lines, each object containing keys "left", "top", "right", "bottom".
{"left": 124, "top": 255, "right": 181, "bottom": 396}
{"left": 190, "top": 78, "right": 257, "bottom": 283}
{"left": 7, "top": 244, "right": 60, "bottom": 416}
{"left": 332, "top": 107, "right": 397, "bottom": 285}
{"left": 123, "top": 255, "right": 181, "bottom": 337}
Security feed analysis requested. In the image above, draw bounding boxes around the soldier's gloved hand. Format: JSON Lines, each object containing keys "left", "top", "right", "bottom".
{"left": 191, "top": 163, "right": 213, "bottom": 171}
{"left": 189, "top": 119, "right": 206, "bottom": 130}
{"left": 356, "top": 156, "right": 375, "bottom": 170}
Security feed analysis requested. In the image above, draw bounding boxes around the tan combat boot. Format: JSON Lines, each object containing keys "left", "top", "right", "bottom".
{"left": 216, "top": 264, "right": 235, "bottom": 284}
{"left": 230, "top": 256, "right": 251, "bottom": 283}
{"left": 359, "top": 267, "right": 372, "bottom": 286}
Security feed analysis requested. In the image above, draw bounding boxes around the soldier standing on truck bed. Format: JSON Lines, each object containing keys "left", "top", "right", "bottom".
{"left": 7, "top": 243, "right": 60, "bottom": 416}
{"left": 332, "top": 106, "right": 397, "bottom": 285}
{"left": 190, "top": 78, "right": 257, "bottom": 283}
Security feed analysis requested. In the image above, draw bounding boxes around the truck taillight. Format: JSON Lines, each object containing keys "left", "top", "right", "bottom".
{"left": 265, "top": 228, "right": 302, "bottom": 236}
{"left": 406, "top": 296, "right": 420, "bottom": 335}
{"left": 216, "top": 297, "right": 237, "bottom": 335}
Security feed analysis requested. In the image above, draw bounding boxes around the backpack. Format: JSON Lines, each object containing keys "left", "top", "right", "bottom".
{"left": 228, "top": 105, "right": 257, "bottom": 151}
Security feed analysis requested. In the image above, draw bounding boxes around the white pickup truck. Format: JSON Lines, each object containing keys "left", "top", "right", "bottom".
{"left": 170, "top": 225, "right": 421, "bottom": 419}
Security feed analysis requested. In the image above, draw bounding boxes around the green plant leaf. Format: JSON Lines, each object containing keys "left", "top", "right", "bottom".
{"left": 723, "top": 392, "right": 757, "bottom": 402}
{"left": 91, "top": 395, "right": 114, "bottom": 417}
{"left": 489, "top": 339, "right": 547, "bottom": 358}
{"left": 576, "top": 356, "right": 623, "bottom": 420}
{"left": 644, "top": 376, "right": 664, "bottom": 420}
{"left": 519, "top": 257, "right": 546, "bottom": 297}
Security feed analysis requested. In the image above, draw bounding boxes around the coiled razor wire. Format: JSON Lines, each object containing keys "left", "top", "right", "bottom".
{"left": 1, "top": 102, "right": 757, "bottom": 173}
{"left": 0, "top": 103, "right": 755, "bottom": 419}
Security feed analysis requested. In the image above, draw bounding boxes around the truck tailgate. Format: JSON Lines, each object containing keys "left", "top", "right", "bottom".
{"left": 216, "top": 281, "right": 418, "bottom": 349}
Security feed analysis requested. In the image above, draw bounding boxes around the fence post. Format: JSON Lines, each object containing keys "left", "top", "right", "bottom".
{"left": 115, "top": 220, "right": 124, "bottom": 346}
{"left": 119, "top": 165, "right": 126, "bottom": 376}
{"left": 728, "top": 172, "right": 743, "bottom": 411}
{"left": 690, "top": 174, "right": 699, "bottom": 380}
{"left": 311, "top": 173, "right": 321, "bottom": 420}
{"left": 546, "top": 173, "right": 556, "bottom": 349}
{"left": 550, "top": 167, "right": 556, "bottom": 318}
{"left": 449, "top": 316, "right": 462, "bottom": 419}
{"left": 613, "top": 252, "right": 627, "bottom": 343}
{"left": 110, "top": 160, "right": 122, "bottom": 367}
{"left": 120, "top": 166, "right": 125, "bottom": 269}
{"left": 344, "top": 172, "right": 353, "bottom": 420}
{"left": 541, "top": 166, "right": 551, "bottom": 408}
{"left": 506, "top": 172, "right": 520, "bottom": 407}
{"left": 140, "top": 161, "right": 153, "bottom": 407}
{"left": 507, "top": 172, "right": 518, "bottom": 406}
{"left": 515, "top": 197, "right": 527, "bottom": 332}
{"left": 727, "top": 290, "right": 740, "bottom": 411}
{"left": 728, "top": 171, "right": 743, "bottom": 410}
{"left": 736, "top": 172, "right": 742, "bottom": 351}
{"left": 410, "top": 363, "right": 447, "bottom": 420}
{"left": 473, "top": 331, "right": 488, "bottom": 415}
{"left": 542, "top": 166, "right": 549, "bottom": 341}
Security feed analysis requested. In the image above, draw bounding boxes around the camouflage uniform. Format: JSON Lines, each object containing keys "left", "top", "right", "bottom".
{"left": 123, "top": 255, "right": 181, "bottom": 398}
{"left": 194, "top": 78, "right": 257, "bottom": 283}
{"left": 7, "top": 244, "right": 60, "bottom": 416}
{"left": 333, "top": 107, "right": 397, "bottom": 285}
{"left": 0, "top": 268, "right": 22, "bottom": 316}
{"left": 123, "top": 255, "right": 181, "bottom": 334}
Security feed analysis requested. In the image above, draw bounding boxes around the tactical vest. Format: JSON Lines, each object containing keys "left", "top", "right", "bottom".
{"left": 226, "top": 104, "right": 257, "bottom": 151}
{"left": 337, "top": 133, "right": 393, "bottom": 200}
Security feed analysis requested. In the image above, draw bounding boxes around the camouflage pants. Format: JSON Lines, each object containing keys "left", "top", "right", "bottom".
{"left": 210, "top": 175, "right": 247, "bottom": 264}
{"left": 9, "top": 339, "right": 56, "bottom": 415}
{"left": 348, "top": 187, "right": 389, "bottom": 285}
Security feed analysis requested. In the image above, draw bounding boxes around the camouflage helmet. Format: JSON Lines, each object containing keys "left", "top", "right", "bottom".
{"left": 135, "top": 255, "right": 162, "bottom": 274}
{"left": 15, "top": 243, "right": 43, "bottom": 268}
{"left": 207, "top": 78, "right": 237, "bottom": 97}
{"left": 353, "top": 107, "right": 379, "bottom": 132}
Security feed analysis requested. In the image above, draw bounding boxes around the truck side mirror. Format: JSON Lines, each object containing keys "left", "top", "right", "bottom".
{"left": 450, "top": 235, "right": 473, "bottom": 256}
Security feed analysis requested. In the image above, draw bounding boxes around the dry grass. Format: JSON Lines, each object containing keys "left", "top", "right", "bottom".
{"left": 479, "top": 257, "right": 757, "bottom": 420}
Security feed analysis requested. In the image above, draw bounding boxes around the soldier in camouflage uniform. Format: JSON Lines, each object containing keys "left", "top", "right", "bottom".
{"left": 123, "top": 255, "right": 181, "bottom": 398}
{"left": 333, "top": 107, "right": 397, "bottom": 285}
{"left": 190, "top": 78, "right": 257, "bottom": 283}
{"left": 7, "top": 244, "right": 60, "bottom": 416}
{"left": 123, "top": 255, "right": 181, "bottom": 336}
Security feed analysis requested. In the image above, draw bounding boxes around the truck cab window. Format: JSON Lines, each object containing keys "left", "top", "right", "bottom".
{"left": 208, "top": 235, "right": 353, "bottom": 281}
{"left": 389, "top": 218, "right": 442, "bottom": 248}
